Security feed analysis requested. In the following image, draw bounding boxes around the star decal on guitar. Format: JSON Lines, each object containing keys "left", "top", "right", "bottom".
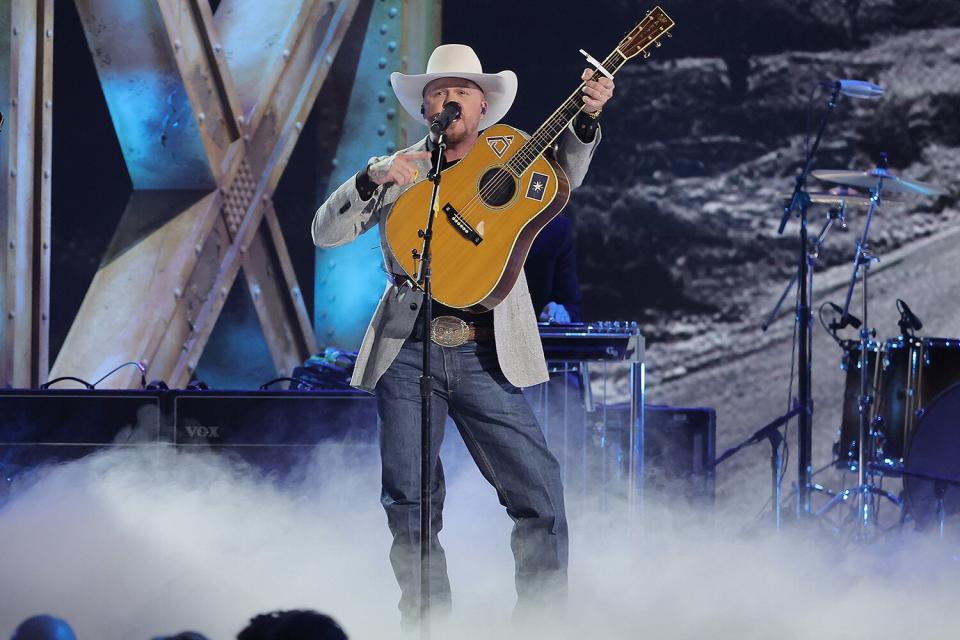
{"left": 525, "top": 172, "right": 550, "bottom": 201}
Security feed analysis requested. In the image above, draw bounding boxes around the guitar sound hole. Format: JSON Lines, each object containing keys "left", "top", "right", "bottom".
{"left": 478, "top": 168, "right": 516, "bottom": 208}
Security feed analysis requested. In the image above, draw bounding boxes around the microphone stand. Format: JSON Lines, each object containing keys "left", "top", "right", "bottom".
{"left": 762, "top": 203, "right": 846, "bottom": 331}
{"left": 414, "top": 132, "right": 446, "bottom": 638}
{"left": 712, "top": 404, "right": 803, "bottom": 530}
{"left": 774, "top": 83, "right": 842, "bottom": 517}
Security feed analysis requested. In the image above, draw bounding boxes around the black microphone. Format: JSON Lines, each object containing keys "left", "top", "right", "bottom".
{"left": 897, "top": 299, "right": 923, "bottom": 332}
{"left": 828, "top": 302, "right": 862, "bottom": 330}
{"left": 429, "top": 101, "right": 462, "bottom": 141}
{"left": 818, "top": 79, "right": 884, "bottom": 100}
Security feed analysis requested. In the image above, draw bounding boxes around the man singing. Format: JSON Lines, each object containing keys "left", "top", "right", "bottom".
{"left": 311, "top": 44, "right": 613, "bottom": 622}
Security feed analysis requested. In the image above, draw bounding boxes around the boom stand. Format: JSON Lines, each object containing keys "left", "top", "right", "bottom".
{"left": 712, "top": 404, "right": 803, "bottom": 529}
{"left": 775, "top": 83, "right": 842, "bottom": 517}
{"left": 415, "top": 134, "right": 446, "bottom": 637}
{"left": 761, "top": 206, "right": 845, "bottom": 523}
{"left": 763, "top": 203, "right": 846, "bottom": 333}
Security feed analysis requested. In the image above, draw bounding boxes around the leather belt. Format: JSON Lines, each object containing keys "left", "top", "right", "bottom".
{"left": 416, "top": 316, "right": 494, "bottom": 347}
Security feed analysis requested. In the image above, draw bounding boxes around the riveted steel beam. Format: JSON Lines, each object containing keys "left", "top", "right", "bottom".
{"left": 154, "top": 0, "right": 245, "bottom": 182}
{"left": 214, "top": 0, "right": 313, "bottom": 136}
{"left": 159, "top": 0, "right": 356, "bottom": 386}
{"left": 71, "top": 0, "right": 220, "bottom": 189}
{"left": 242, "top": 0, "right": 355, "bottom": 194}
{"left": 55, "top": 189, "right": 222, "bottom": 389}
{"left": 0, "top": 0, "right": 53, "bottom": 388}
{"left": 50, "top": 0, "right": 355, "bottom": 389}
{"left": 241, "top": 201, "right": 318, "bottom": 377}
{"left": 398, "top": 0, "right": 441, "bottom": 149}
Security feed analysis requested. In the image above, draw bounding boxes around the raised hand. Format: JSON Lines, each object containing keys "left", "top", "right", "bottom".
{"left": 366, "top": 151, "right": 433, "bottom": 187}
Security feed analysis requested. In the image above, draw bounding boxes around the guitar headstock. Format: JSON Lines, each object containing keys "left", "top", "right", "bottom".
{"left": 618, "top": 6, "right": 676, "bottom": 61}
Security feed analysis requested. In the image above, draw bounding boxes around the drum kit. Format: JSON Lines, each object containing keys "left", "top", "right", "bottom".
{"left": 789, "top": 159, "right": 960, "bottom": 536}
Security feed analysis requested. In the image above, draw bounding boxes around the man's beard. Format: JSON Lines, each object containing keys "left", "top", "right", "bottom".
{"left": 442, "top": 122, "right": 475, "bottom": 146}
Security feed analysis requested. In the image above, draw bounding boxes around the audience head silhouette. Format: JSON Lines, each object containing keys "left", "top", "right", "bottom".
{"left": 237, "top": 610, "right": 348, "bottom": 640}
{"left": 10, "top": 615, "right": 77, "bottom": 640}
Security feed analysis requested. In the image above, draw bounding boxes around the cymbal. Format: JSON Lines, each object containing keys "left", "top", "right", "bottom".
{"left": 782, "top": 192, "right": 876, "bottom": 207}
{"left": 811, "top": 168, "right": 942, "bottom": 196}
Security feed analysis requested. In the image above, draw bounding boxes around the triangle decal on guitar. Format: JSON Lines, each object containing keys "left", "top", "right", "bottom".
{"left": 486, "top": 135, "right": 515, "bottom": 158}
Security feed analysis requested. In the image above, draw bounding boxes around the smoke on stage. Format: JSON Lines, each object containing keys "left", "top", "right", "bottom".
{"left": 0, "top": 417, "right": 958, "bottom": 640}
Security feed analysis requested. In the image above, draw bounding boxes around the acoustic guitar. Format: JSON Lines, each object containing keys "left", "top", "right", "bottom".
{"left": 384, "top": 7, "right": 676, "bottom": 312}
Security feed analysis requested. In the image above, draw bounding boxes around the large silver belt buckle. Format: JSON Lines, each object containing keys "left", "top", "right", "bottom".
{"left": 430, "top": 316, "right": 469, "bottom": 347}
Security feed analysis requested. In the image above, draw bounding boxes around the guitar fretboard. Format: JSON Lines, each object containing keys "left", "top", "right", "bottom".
{"left": 505, "top": 49, "right": 628, "bottom": 176}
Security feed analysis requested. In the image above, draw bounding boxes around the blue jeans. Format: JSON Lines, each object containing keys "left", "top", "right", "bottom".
{"left": 375, "top": 337, "right": 568, "bottom": 619}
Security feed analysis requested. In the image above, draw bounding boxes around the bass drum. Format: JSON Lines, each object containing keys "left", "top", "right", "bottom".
{"left": 903, "top": 382, "right": 960, "bottom": 529}
{"left": 915, "top": 338, "right": 960, "bottom": 414}
{"left": 882, "top": 338, "right": 960, "bottom": 466}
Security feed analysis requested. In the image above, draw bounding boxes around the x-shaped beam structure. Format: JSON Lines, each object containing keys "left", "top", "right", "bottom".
{"left": 51, "top": 0, "right": 361, "bottom": 388}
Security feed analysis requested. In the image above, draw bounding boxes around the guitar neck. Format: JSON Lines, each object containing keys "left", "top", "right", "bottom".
{"left": 505, "top": 48, "right": 628, "bottom": 176}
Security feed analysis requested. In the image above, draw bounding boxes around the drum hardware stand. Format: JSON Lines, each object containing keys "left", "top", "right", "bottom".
{"left": 934, "top": 480, "right": 949, "bottom": 539}
{"left": 815, "top": 473, "right": 901, "bottom": 518}
{"left": 411, "top": 132, "right": 448, "bottom": 638}
{"left": 834, "top": 154, "right": 890, "bottom": 536}
{"left": 773, "top": 82, "right": 842, "bottom": 517}
{"left": 785, "top": 458, "right": 845, "bottom": 498}
{"left": 712, "top": 404, "right": 803, "bottom": 530}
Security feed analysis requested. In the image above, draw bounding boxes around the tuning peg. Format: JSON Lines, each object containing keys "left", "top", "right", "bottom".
{"left": 655, "top": 41, "right": 662, "bottom": 48}
{"left": 643, "top": 50, "right": 652, "bottom": 59}
{"left": 666, "top": 32, "right": 673, "bottom": 38}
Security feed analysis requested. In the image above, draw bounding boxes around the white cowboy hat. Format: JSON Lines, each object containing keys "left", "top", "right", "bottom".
{"left": 390, "top": 44, "right": 517, "bottom": 130}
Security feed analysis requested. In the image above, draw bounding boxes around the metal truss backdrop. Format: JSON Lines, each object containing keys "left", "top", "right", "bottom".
{"left": 1, "top": 0, "right": 440, "bottom": 389}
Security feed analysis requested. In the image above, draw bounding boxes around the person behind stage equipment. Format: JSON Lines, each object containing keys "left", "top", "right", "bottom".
{"left": 525, "top": 213, "right": 584, "bottom": 325}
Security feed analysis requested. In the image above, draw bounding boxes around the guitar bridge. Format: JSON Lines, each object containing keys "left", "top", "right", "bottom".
{"left": 442, "top": 203, "right": 483, "bottom": 245}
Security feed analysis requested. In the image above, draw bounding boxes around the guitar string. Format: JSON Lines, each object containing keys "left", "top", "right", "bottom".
{"left": 453, "top": 17, "right": 669, "bottom": 221}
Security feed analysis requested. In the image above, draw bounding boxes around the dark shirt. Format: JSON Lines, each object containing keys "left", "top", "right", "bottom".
{"left": 523, "top": 214, "right": 584, "bottom": 322}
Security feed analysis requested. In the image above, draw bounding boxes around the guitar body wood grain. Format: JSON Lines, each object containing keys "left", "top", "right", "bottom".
{"left": 385, "top": 123, "right": 571, "bottom": 312}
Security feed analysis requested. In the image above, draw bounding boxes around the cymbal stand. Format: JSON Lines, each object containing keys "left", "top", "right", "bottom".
{"left": 828, "top": 156, "right": 888, "bottom": 535}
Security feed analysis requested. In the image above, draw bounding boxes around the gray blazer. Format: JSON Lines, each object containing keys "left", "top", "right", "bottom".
{"left": 312, "top": 122, "right": 600, "bottom": 392}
